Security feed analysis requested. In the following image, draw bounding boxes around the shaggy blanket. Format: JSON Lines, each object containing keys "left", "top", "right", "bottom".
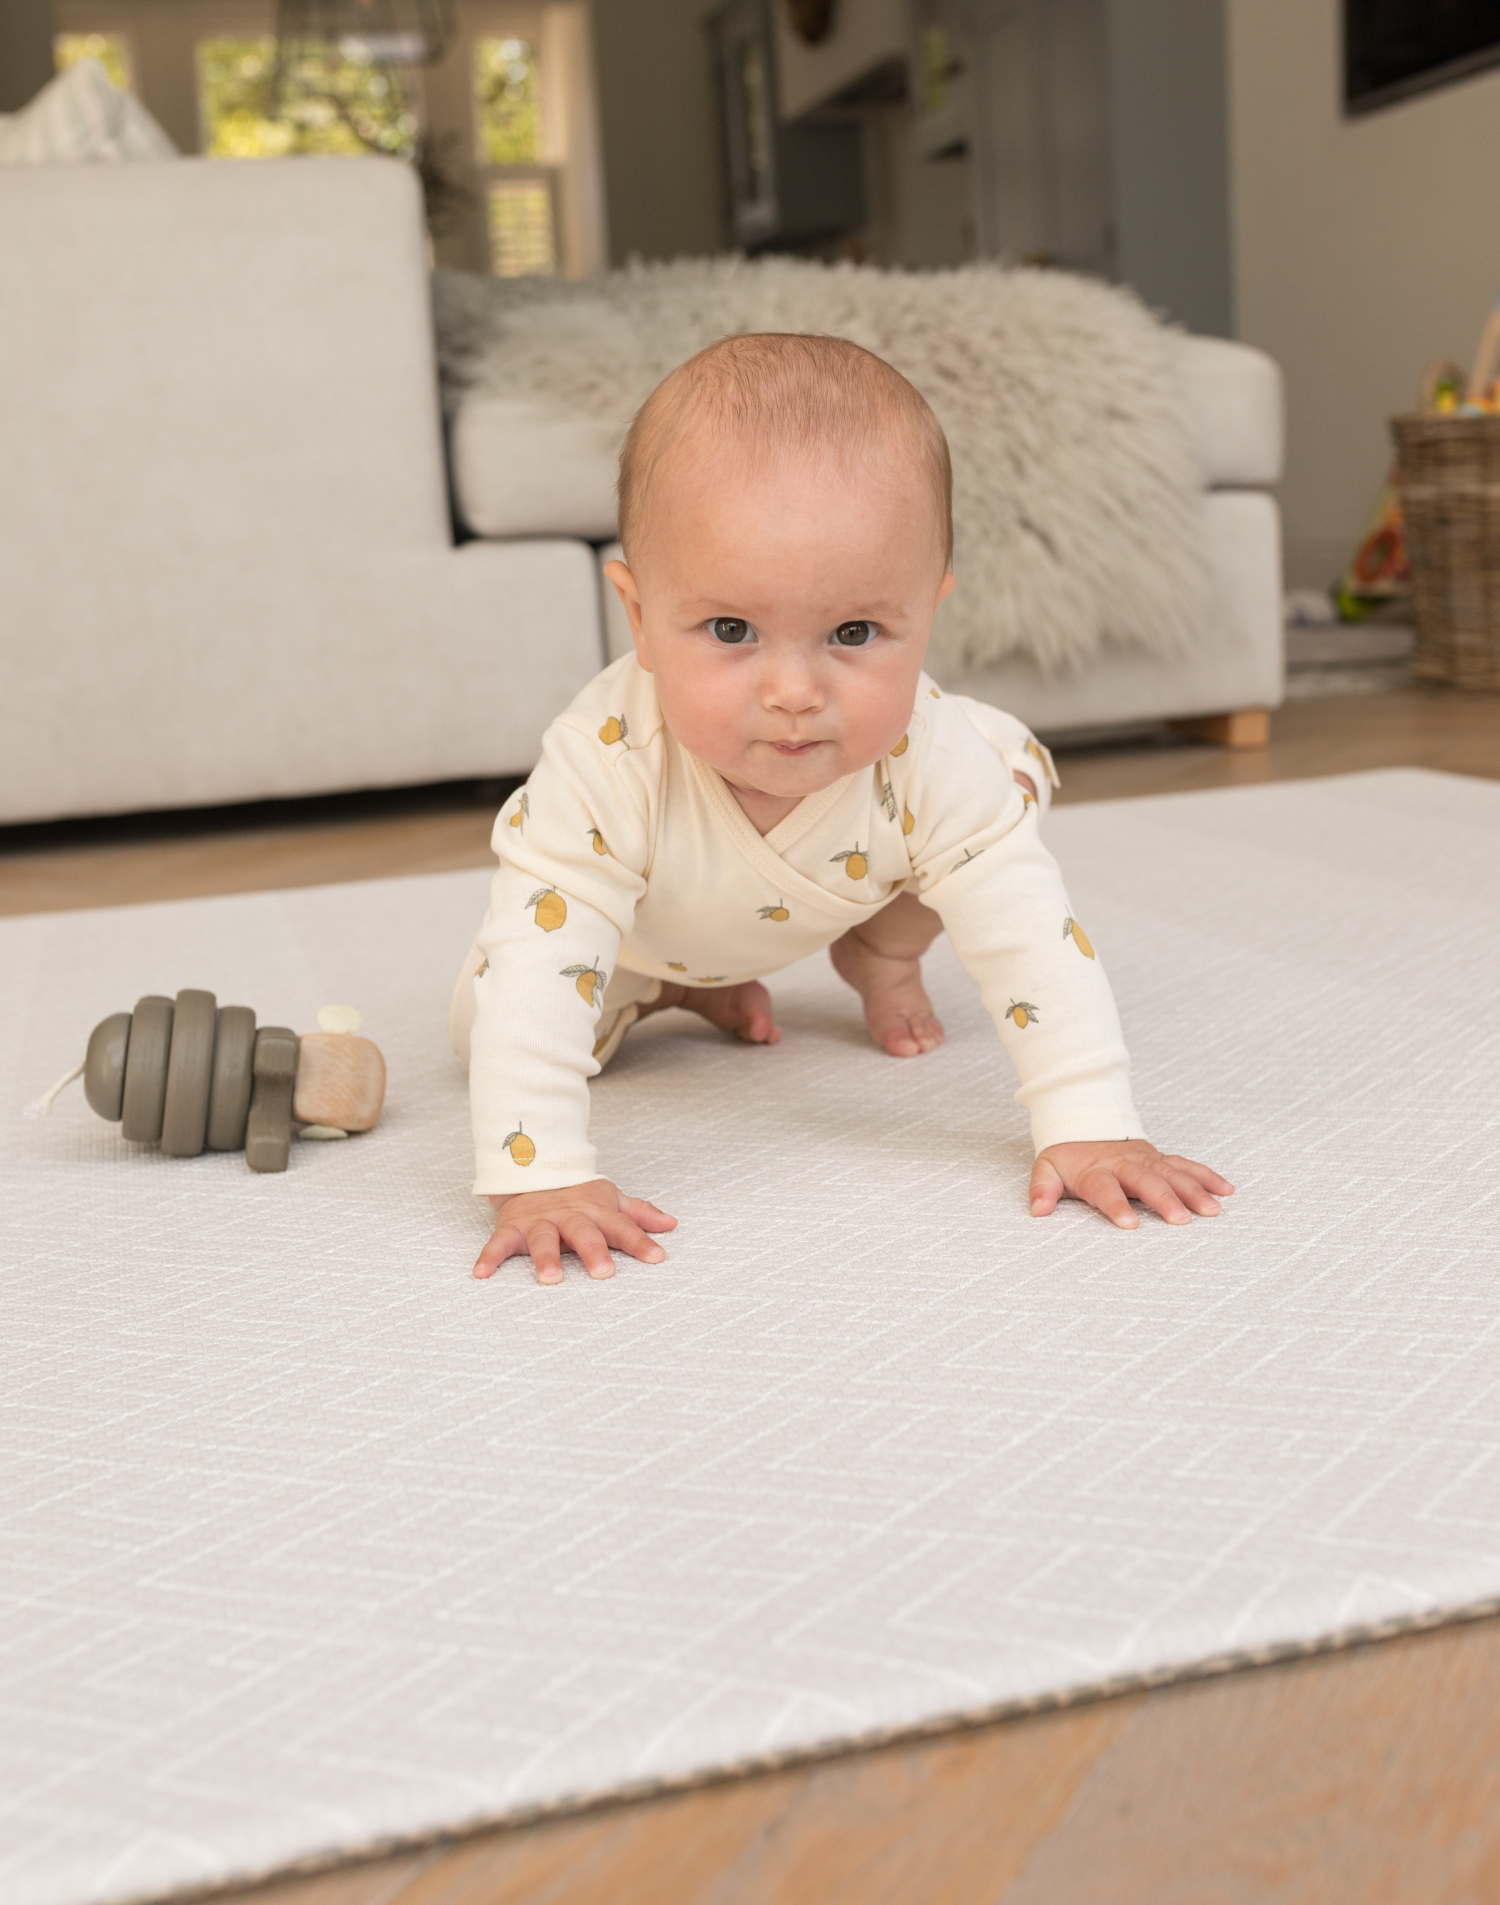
{"left": 433, "top": 258, "right": 1206, "bottom": 676}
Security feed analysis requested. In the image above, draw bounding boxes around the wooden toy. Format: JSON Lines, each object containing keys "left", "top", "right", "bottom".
{"left": 28, "top": 996, "right": 386, "bottom": 1173}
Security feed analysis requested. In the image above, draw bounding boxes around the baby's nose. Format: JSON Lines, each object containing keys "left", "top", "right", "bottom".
{"left": 763, "top": 665, "right": 823, "bottom": 714}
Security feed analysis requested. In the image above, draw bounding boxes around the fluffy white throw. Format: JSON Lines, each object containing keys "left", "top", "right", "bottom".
{"left": 437, "top": 257, "right": 1206, "bottom": 675}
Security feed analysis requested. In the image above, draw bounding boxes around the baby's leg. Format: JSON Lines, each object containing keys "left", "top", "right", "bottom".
{"left": 829, "top": 889, "right": 945, "bottom": 1058}
{"left": 636, "top": 979, "right": 780, "bottom": 1046}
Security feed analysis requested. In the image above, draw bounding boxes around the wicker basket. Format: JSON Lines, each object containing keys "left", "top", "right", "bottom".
{"left": 1391, "top": 413, "right": 1500, "bottom": 689}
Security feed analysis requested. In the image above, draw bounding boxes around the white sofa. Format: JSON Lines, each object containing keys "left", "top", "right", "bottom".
{"left": 0, "top": 159, "right": 603, "bottom": 826}
{"left": 0, "top": 157, "right": 1283, "bottom": 828}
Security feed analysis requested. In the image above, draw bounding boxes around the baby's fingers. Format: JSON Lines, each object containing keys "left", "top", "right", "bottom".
{"left": 1076, "top": 1166, "right": 1141, "bottom": 1230}
{"left": 1116, "top": 1162, "right": 1192, "bottom": 1226}
{"left": 522, "top": 1220, "right": 565, "bottom": 1285}
{"left": 1029, "top": 1156, "right": 1066, "bottom": 1217}
{"left": 556, "top": 1216, "right": 616, "bottom": 1281}
{"left": 619, "top": 1196, "right": 678, "bottom": 1234}
{"left": 597, "top": 1210, "right": 669, "bottom": 1265}
{"left": 1163, "top": 1165, "right": 1224, "bottom": 1217}
{"left": 1165, "top": 1155, "right": 1236, "bottom": 1198}
{"left": 474, "top": 1224, "right": 527, "bottom": 1280}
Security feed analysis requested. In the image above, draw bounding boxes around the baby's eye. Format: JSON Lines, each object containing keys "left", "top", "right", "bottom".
{"left": 831, "top": 621, "right": 876, "bottom": 647}
{"left": 709, "top": 617, "right": 754, "bottom": 644}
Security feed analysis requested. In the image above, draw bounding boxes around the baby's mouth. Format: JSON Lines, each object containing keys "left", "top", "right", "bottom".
{"left": 768, "top": 739, "right": 821, "bottom": 756}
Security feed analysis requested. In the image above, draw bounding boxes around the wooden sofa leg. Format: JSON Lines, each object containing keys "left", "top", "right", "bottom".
{"left": 1168, "top": 708, "right": 1271, "bottom": 750}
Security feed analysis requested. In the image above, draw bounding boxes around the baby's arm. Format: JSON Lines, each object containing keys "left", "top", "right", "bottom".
{"left": 466, "top": 724, "right": 671, "bottom": 1281}
{"left": 904, "top": 712, "right": 1231, "bottom": 1223}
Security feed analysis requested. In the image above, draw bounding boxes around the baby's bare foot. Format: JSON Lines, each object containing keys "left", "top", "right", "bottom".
{"left": 647, "top": 979, "right": 781, "bottom": 1045}
{"left": 829, "top": 931, "right": 944, "bottom": 1057}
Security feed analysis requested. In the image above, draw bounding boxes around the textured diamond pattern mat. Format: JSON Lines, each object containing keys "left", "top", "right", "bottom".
{"left": 3, "top": 770, "right": 1498, "bottom": 1905}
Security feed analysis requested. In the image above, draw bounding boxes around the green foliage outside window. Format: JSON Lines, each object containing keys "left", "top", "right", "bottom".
{"left": 474, "top": 38, "right": 541, "bottom": 164}
{"left": 197, "top": 38, "right": 416, "bottom": 160}
{"left": 55, "top": 33, "right": 131, "bottom": 90}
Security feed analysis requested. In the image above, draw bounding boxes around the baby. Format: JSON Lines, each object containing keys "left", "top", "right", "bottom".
{"left": 452, "top": 334, "right": 1231, "bottom": 1283}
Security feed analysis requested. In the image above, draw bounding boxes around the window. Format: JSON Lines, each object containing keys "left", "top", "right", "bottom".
{"left": 197, "top": 38, "right": 417, "bottom": 159}
{"left": 474, "top": 36, "right": 540, "bottom": 164}
{"left": 473, "top": 36, "right": 555, "bottom": 277}
{"left": 487, "top": 178, "right": 556, "bottom": 275}
{"left": 55, "top": 32, "right": 131, "bottom": 90}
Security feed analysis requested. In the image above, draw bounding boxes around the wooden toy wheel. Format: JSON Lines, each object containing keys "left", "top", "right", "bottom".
{"left": 120, "top": 996, "right": 173, "bottom": 1143}
{"left": 83, "top": 1013, "right": 132, "bottom": 1123}
{"left": 206, "top": 1005, "right": 256, "bottom": 1153}
{"left": 161, "top": 989, "right": 217, "bottom": 1158}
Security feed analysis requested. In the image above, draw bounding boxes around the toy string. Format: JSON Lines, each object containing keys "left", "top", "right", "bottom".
{"left": 23, "top": 1060, "right": 84, "bottom": 1120}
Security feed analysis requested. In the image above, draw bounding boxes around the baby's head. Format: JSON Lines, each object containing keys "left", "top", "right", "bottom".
{"left": 604, "top": 334, "right": 954, "bottom": 803}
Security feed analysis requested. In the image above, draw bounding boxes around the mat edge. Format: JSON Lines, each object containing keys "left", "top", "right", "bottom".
{"left": 110, "top": 1590, "right": 1500, "bottom": 1905}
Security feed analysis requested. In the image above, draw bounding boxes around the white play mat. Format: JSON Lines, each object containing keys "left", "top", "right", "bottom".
{"left": 4, "top": 770, "right": 1498, "bottom": 1905}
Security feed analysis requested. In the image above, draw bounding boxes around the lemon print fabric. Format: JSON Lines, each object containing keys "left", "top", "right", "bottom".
{"left": 902, "top": 803, "right": 915, "bottom": 836}
{"left": 1005, "top": 1000, "right": 1040, "bottom": 1029}
{"left": 598, "top": 714, "right": 628, "bottom": 747}
{"left": 667, "top": 961, "right": 687, "bottom": 972}
{"left": 527, "top": 886, "right": 567, "bottom": 932}
{"left": 474, "top": 956, "right": 489, "bottom": 978}
{"left": 831, "top": 843, "right": 868, "bottom": 879}
{"left": 588, "top": 827, "right": 607, "bottom": 856}
{"left": 758, "top": 901, "right": 790, "bottom": 921}
{"left": 882, "top": 780, "right": 897, "bottom": 823}
{"left": 562, "top": 959, "right": 606, "bottom": 1006}
{"left": 1063, "top": 916, "right": 1096, "bottom": 959}
{"left": 891, "top": 734, "right": 908, "bottom": 757}
{"left": 508, "top": 790, "right": 529, "bottom": 831}
{"left": 503, "top": 1122, "right": 536, "bottom": 1166}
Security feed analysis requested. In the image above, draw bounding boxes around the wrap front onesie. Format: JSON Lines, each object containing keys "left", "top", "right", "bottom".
{"left": 454, "top": 654, "right": 1146, "bottom": 1194}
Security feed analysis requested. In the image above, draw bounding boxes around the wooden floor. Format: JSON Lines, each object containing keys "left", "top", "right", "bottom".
{"left": 8, "top": 684, "right": 1500, "bottom": 1904}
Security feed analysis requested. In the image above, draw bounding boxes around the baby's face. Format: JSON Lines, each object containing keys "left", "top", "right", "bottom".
{"left": 607, "top": 436, "right": 953, "bottom": 804}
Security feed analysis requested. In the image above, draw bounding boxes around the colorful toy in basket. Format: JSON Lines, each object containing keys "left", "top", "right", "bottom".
{"left": 27, "top": 994, "right": 386, "bottom": 1172}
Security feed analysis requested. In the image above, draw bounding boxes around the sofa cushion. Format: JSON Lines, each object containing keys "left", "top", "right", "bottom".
{"left": 1168, "top": 335, "right": 1283, "bottom": 488}
{"left": 451, "top": 395, "right": 619, "bottom": 540}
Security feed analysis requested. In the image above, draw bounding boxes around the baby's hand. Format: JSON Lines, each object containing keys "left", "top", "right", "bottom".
{"left": 1030, "top": 1139, "right": 1233, "bottom": 1229}
{"left": 473, "top": 1178, "right": 677, "bottom": 1285}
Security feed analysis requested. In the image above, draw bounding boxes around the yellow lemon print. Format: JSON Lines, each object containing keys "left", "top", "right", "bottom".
{"left": 758, "top": 901, "right": 790, "bottom": 921}
{"left": 1006, "top": 1000, "right": 1040, "bottom": 1029}
{"left": 667, "top": 961, "right": 687, "bottom": 972}
{"left": 475, "top": 957, "right": 489, "bottom": 978}
{"left": 562, "top": 958, "right": 606, "bottom": 1006}
{"left": 891, "top": 734, "right": 908, "bottom": 757}
{"left": 929, "top": 687, "right": 941, "bottom": 698}
{"left": 588, "top": 827, "right": 607, "bottom": 856}
{"left": 1063, "top": 916, "right": 1096, "bottom": 959}
{"left": 1026, "top": 737, "right": 1045, "bottom": 763}
{"left": 508, "top": 790, "right": 529, "bottom": 831}
{"left": 694, "top": 975, "right": 727, "bottom": 984}
{"left": 527, "top": 886, "right": 567, "bottom": 931}
{"left": 902, "top": 804, "right": 915, "bottom": 836}
{"left": 831, "top": 843, "right": 868, "bottom": 879}
{"left": 503, "top": 1123, "right": 536, "bottom": 1166}
{"left": 598, "top": 714, "right": 628, "bottom": 747}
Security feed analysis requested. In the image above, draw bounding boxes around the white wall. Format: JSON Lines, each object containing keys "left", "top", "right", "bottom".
{"left": 1228, "top": 0, "right": 1500, "bottom": 585}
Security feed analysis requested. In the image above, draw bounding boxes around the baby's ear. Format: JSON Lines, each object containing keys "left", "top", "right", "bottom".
{"left": 602, "top": 559, "right": 651, "bottom": 669}
{"left": 935, "top": 571, "right": 957, "bottom": 606}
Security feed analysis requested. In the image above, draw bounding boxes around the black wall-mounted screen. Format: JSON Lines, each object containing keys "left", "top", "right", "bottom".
{"left": 1346, "top": 0, "right": 1500, "bottom": 115}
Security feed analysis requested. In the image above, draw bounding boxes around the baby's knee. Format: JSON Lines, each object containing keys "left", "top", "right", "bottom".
{"left": 849, "top": 888, "right": 943, "bottom": 959}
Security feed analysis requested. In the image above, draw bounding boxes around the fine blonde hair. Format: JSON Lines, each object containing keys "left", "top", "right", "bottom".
{"left": 617, "top": 332, "right": 953, "bottom": 565}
